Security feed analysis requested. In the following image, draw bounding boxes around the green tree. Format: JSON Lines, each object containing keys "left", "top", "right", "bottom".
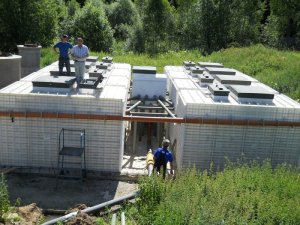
{"left": 178, "top": 0, "right": 263, "bottom": 54}
{"left": 106, "top": 0, "right": 139, "bottom": 39}
{"left": 263, "top": 0, "right": 300, "bottom": 48}
{"left": 0, "top": 0, "right": 59, "bottom": 52}
{"left": 128, "top": 0, "right": 175, "bottom": 54}
{"left": 72, "top": 2, "right": 114, "bottom": 51}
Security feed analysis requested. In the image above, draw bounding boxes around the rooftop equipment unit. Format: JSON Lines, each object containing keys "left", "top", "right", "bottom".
{"left": 132, "top": 66, "right": 167, "bottom": 99}
{"left": 78, "top": 75, "right": 104, "bottom": 94}
{"left": 229, "top": 85, "right": 275, "bottom": 105}
{"left": 198, "top": 62, "right": 224, "bottom": 68}
{"left": 86, "top": 56, "right": 99, "bottom": 62}
{"left": 215, "top": 75, "right": 252, "bottom": 86}
{"left": 50, "top": 67, "right": 76, "bottom": 76}
{"left": 89, "top": 68, "right": 105, "bottom": 78}
{"left": 198, "top": 73, "right": 214, "bottom": 87}
{"left": 205, "top": 67, "right": 236, "bottom": 76}
{"left": 102, "top": 56, "right": 113, "bottom": 63}
{"left": 190, "top": 66, "right": 205, "bottom": 77}
{"left": 70, "top": 60, "right": 93, "bottom": 69}
{"left": 32, "top": 75, "right": 76, "bottom": 92}
{"left": 183, "top": 61, "right": 196, "bottom": 70}
{"left": 208, "top": 83, "right": 230, "bottom": 101}
{"left": 96, "top": 62, "right": 111, "bottom": 70}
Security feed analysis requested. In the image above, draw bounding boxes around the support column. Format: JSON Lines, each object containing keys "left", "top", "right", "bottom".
{"left": 132, "top": 121, "right": 137, "bottom": 154}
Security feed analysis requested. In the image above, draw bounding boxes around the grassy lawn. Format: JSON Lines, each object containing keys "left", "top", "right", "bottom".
{"left": 42, "top": 44, "right": 300, "bottom": 100}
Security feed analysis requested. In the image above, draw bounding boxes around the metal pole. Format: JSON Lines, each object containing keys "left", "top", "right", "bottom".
{"left": 126, "top": 100, "right": 142, "bottom": 113}
{"left": 42, "top": 192, "right": 138, "bottom": 225}
{"left": 157, "top": 100, "right": 176, "bottom": 118}
{"left": 121, "top": 212, "right": 125, "bottom": 225}
{"left": 132, "top": 121, "right": 137, "bottom": 154}
{"left": 111, "top": 213, "right": 117, "bottom": 225}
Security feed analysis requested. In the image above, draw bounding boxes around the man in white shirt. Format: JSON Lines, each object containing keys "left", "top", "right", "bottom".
{"left": 71, "top": 37, "right": 89, "bottom": 85}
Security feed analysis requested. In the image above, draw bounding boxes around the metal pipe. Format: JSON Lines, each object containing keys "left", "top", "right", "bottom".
{"left": 121, "top": 212, "right": 125, "bottom": 225}
{"left": 111, "top": 213, "right": 116, "bottom": 225}
{"left": 42, "top": 192, "right": 138, "bottom": 225}
{"left": 129, "top": 112, "right": 169, "bottom": 117}
{"left": 133, "top": 121, "right": 137, "bottom": 154}
{"left": 126, "top": 100, "right": 142, "bottom": 113}
{"left": 157, "top": 99, "right": 176, "bottom": 118}
{"left": 1, "top": 111, "right": 300, "bottom": 127}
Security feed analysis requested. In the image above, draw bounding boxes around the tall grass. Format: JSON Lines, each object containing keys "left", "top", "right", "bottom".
{"left": 41, "top": 44, "right": 300, "bottom": 100}
{"left": 125, "top": 162, "right": 300, "bottom": 225}
{"left": 0, "top": 174, "right": 10, "bottom": 223}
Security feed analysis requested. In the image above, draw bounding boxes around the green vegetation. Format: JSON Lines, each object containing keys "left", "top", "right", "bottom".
{"left": 41, "top": 44, "right": 300, "bottom": 100}
{"left": 0, "top": 174, "right": 10, "bottom": 223}
{"left": 124, "top": 162, "right": 300, "bottom": 224}
{"left": 0, "top": 0, "right": 59, "bottom": 52}
{"left": 1, "top": 0, "right": 300, "bottom": 53}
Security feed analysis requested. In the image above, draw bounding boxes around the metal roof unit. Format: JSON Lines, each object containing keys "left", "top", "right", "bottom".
{"left": 50, "top": 67, "right": 76, "bottom": 76}
{"left": 198, "top": 62, "right": 224, "bottom": 68}
{"left": 229, "top": 85, "right": 275, "bottom": 105}
{"left": 183, "top": 61, "right": 196, "bottom": 69}
{"left": 102, "top": 56, "right": 113, "bottom": 63}
{"left": 132, "top": 66, "right": 156, "bottom": 74}
{"left": 205, "top": 67, "right": 236, "bottom": 75}
{"left": 198, "top": 73, "right": 214, "bottom": 87}
{"left": 32, "top": 75, "right": 76, "bottom": 88}
{"left": 215, "top": 75, "right": 252, "bottom": 86}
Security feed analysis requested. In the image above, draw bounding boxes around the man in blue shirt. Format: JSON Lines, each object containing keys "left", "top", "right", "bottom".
{"left": 71, "top": 37, "right": 89, "bottom": 85}
{"left": 53, "top": 34, "right": 73, "bottom": 76}
{"left": 154, "top": 139, "right": 174, "bottom": 178}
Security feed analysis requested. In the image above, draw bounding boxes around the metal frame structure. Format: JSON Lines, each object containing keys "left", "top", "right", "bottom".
{"left": 57, "top": 128, "right": 86, "bottom": 181}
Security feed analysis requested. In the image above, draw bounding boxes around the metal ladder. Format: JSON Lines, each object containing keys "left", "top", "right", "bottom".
{"left": 56, "top": 128, "right": 86, "bottom": 182}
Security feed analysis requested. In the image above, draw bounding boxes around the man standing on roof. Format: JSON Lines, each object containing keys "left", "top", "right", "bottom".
{"left": 53, "top": 34, "right": 73, "bottom": 76}
{"left": 154, "top": 139, "right": 174, "bottom": 178}
{"left": 71, "top": 37, "right": 89, "bottom": 85}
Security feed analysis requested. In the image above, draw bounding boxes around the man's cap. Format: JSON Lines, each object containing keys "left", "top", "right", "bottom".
{"left": 62, "top": 34, "right": 68, "bottom": 38}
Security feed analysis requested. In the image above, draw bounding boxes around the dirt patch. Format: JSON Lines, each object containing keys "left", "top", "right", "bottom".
{"left": 16, "top": 203, "right": 43, "bottom": 225}
{"left": 7, "top": 174, "right": 138, "bottom": 210}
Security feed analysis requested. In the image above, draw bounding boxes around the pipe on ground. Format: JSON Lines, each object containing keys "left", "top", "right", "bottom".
{"left": 42, "top": 192, "right": 138, "bottom": 225}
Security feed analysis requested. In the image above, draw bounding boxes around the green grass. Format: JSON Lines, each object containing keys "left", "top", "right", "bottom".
{"left": 123, "top": 162, "right": 300, "bottom": 225}
{"left": 41, "top": 44, "right": 300, "bottom": 100}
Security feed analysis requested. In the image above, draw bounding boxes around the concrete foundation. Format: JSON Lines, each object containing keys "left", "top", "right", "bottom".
{"left": 17, "top": 45, "right": 42, "bottom": 77}
{"left": 0, "top": 55, "right": 21, "bottom": 89}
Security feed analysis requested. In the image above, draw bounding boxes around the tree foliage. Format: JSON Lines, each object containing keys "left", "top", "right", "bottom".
{"left": 177, "top": 0, "right": 263, "bottom": 54}
{"left": 106, "top": 0, "right": 139, "bottom": 40}
{"left": 0, "top": 0, "right": 58, "bottom": 52}
{"left": 263, "top": 0, "right": 300, "bottom": 48}
{"left": 127, "top": 0, "right": 176, "bottom": 54}
{"left": 71, "top": 2, "right": 114, "bottom": 52}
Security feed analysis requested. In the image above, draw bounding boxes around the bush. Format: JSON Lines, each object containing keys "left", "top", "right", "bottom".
{"left": 0, "top": 0, "right": 58, "bottom": 52}
{"left": 71, "top": 2, "right": 114, "bottom": 52}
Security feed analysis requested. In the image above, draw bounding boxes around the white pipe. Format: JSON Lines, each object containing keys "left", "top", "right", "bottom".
{"left": 42, "top": 192, "right": 138, "bottom": 225}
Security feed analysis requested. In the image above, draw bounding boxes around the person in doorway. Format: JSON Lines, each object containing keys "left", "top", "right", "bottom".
{"left": 154, "top": 139, "right": 174, "bottom": 178}
{"left": 53, "top": 34, "right": 73, "bottom": 76}
{"left": 71, "top": 37, "right": 89, "bottom": 85}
